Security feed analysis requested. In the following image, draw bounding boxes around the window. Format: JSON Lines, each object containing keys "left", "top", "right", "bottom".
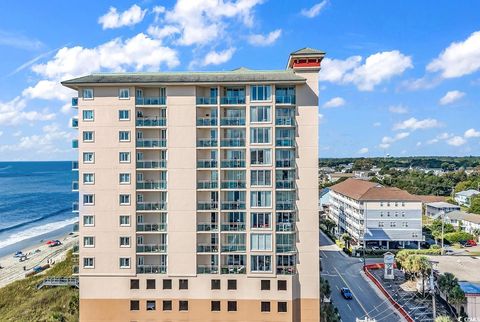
{"left": 83, "top": 215, "right": 94, "bottom": 226}
{"left": 251, "top": 213, "right": 271, "bottom": 229}
{"left": 119, "top": 88, "right": 130, "bottom": 99}
{"left": 163, "top": 300, "right": 172, "bottom": 311}
{"left": 83, "top": 152, "right": 94, "bottom": 163}
{"left": 250, "top": 128, "right": 271, "bottom": 144}
{"left": 278, "top": 302, "right": 287, "bottom": 313}
{"left": 120, "top": 237, "right": 130, "bottom": 247}
{"left": 83, "top": 236, "right": 94, "bottom": 247}
{"left": 83, "top": 173, "right": 94, "bottom": 184}
{"left": 261, "top": 301, "right": 271, "bottom": 312}
{"left": 146, "top": 300, "right": 156, "bottom": 311}
{"left": 119, "top": 110, "right": 130, "bottom": 120}
{"left": 211, "top": 279, "right": 220, "bottom": 290}
{"left": 120, "top": 257, "right": 130, "bottom": 268}
{"left": 83, "top": 131, "right": 94, "bottom": 142}
{"left": 251, "top": 85, "right": 271, "bottom": 101}
{"left": 163, "top": 279, "right": 172, "bottom": 289}
{"left": 250, "top": 191, "right": 272, "bottom": 208}
{"left": 130, "top": 300, "right": 139, "bottom": 311}
{"left": 390, "top": 222, "right": 397, "bottom": 227}
{"left": 120, "top": 194, "right": 131, "bottom": 205}
{"left": 261, "top": 280, "right": 271, "bottom": 290}
{"left": 250, "top": 149, "right": 271, "bottom": 165}
{"left": 119, "top": 131, "right": 130, "bottom": 142}
{"left": 179, "top": 279, "right": 188, "bottom": 290}
{"left": 227, "top": 279, "right": 237, "bottom": 290}
{"left": 211, "top": 301, "right": 221, "bottom": 312}
{"left": 251, "top": 234, "right": 272, "bottom": 251}
{"left": 130, "top": 279, "right": 139, "bottom": 289}
{"left": 251, "top": 255, "right": 271, "bottom": 272}
{"left": 378, "top": 222, "right": 384, "bottom": 228}
{"left": 179, "top": 301, "right": 188, "bottom": 311}
{"left": 120, "top": 215, "right": 130, "bottom": 226}
{"left": 146, "top": 279, "right": 156, "bottom": 289}
{"left": 82, "top": 110, "right": 94, "bottom": 121}
{"left": 277, "top": 280, "right": 287, "bottom": 291}
{"left": 402, "top": 222, "right": 409, "bottom": 228}
{"left": 228, "top": 301, "right": 237, "bottom": 312}
{"left": 251, "top": 170, "right": 271, "bottom": 186}
{"left": 250, "top": 106, "right": 271, "bottom": 123}
{"left": 83, "top": 257, "right": 94, "bottom": 268}
{"left": 119, "top": 173, "right": 131, "bottom": 184}
{"left": 83, "top": 194, "right": 94, "bottom": 205}
{"left": 119, "top": 152, "right": 130, "bottom": 163}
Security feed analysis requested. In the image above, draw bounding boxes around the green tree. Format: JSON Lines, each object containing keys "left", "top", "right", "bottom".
{"left": 444, "top": 231, "right": 474, "bottom": 244}
{"left": 435, "top": 316, "right": 453, "bottom": 322}
{"left": 469, "top": 195, "right": 480, "bottom": 215}
{"left": 438, "top": 273, "right": 458, "bottom": 303}
{"left": 449, "top": 285, "right": 466, "bottom": 306}
{"left": 340, "top": 233, "right": 352, "bottom": 249}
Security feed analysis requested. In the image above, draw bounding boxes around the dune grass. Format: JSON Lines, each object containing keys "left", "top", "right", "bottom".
{"left": 0, "top": 251, "right": 79, "bottom": 322}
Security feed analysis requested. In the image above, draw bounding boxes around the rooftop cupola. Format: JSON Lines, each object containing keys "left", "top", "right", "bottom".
{"left": 287, "top": 47, "right": 325, "bottom": 70}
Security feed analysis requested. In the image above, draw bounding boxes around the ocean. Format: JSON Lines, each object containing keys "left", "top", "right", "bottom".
{"left": 0, "top": 161, "right": 76, "bottom": 258}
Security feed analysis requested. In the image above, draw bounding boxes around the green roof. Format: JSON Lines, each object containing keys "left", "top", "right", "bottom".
{"left": 290, "top": 47, "right": 326, "bottom": 55}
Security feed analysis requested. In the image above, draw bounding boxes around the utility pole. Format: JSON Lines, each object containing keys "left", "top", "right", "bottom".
{"left": 441, "top": 211, "right": 445, "bottom": 256}
{"left": 429, "top": 260, "right": 439, "bottom": 320}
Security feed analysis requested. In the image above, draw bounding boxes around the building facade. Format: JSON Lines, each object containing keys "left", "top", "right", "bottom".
{"left": 425, "top": 202, "right": 461, "bottom": 218}
{"left": 455, "top": 189, "right": 480, "bottom": 207}
{"left": 328, "top": 178, "right": 423, "bottom": 249}
{"left": 63, "top": 48, "right": 323, "bottom": 322}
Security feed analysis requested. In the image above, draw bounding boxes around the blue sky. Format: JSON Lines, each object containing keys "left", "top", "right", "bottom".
{"left": 0, "top": 0, "right": 479, "bottom": 160}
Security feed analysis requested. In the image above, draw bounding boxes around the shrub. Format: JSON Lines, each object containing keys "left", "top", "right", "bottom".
{"left": 444, "top": 231, "right": 474, "bottom": 244}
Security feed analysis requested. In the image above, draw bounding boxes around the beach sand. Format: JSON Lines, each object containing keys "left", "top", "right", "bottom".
{"left": 0, "top": 231, "right": 78, "bottom": 288}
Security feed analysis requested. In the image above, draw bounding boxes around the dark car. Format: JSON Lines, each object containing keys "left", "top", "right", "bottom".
{"left": 341, "top": 287, "right": 353, "bottom": 299}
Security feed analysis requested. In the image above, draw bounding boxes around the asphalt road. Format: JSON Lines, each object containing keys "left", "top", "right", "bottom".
{"left": 320, "top": 231, "right": 401, "bottom": 322}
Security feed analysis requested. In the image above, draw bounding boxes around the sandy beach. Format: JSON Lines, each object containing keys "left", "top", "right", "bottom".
{"left": 0, "top": 232, "right": 78, "bottom": 288}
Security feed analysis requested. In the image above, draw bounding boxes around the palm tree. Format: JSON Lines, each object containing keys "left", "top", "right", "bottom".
{"left": 449, "top": 285, "right": 466, "bottom": 307}
{"left": 435, "top": 316, "right": 452, "bottom": 322}
{"left": 340, "top": 233, "right": 352, "bottom": 249}
{"left": 438, "top": 273, "right": 458, "bottom": 303}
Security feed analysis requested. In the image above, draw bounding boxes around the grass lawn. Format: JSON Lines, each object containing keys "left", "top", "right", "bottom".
{"left": 0, "top": 251, "right": 79, "bottom": 322}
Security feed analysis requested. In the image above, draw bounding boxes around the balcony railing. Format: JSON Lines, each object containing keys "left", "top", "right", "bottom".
{"left": 220, "top": 138, "right": 245, "bottom": 147}
{"left": 196, "top": 97, "right": 217, "bottom": 105}
{"left": 197, "top": 244, "right": 219, "bottom": 252}
{"left": 196, "top": 117, "right": 218, "bottom": 126}
{"left": 197, "top": 180, "right": 218, "bottom": 189}
{"left": 276, "top": 245, "right": 297, "bottom": 253}
{"left": 72, "top": 97, "right": 78, "bottom": 108}
{"left": 72, "top": 202, "right": 79, "bottom": 212}
{"left": 136, "top": 160, "right": 167, "bottom": 169}
{"left": 136, "top": 202, "right": 167, "bottom": 211}
{"left": 136, "top": 223, "right": 167, "bottom": 232}
{"left": 136, "top": 139, "right": 167, "bottom": 148}
{"left": 136, "top": 117, "right": 166, "bottom": 127}
{"left": 276, "top": 266, "right": 296, "bottom": 275}
{"left": 221, "top": 265, "right": 246, "bottom": 274}
{"left": 276, "top": 159, "right": 295, "bottom": 168}
{"left": 220, "top": 97, "right": 246, "bottom": 105}
{"left": 72, "top": 161, "right": 78, "bottom": 171}
{"left": 276, "top": 223, "right": 295, "bottom": 232}
{"left": 275, "top": 95, "right": 296, "bottom": 104}
{"left": 136, "top": 97, "right": 166, "bottom": 105}
{"left": 72, "top": 139, "right": 78, "bottom": 149}
{"left": 276, "top": 181, "right": 295, "bottom": 189}
{"left": 72, "top": 181, "right": 79, "bottom": 191}
{"left": 221, "top": 223, "right": 246, "bottom": 231}
{"left": 221, "top": 181, "right": 246, "bottom": 189}
{"left": 276, "top": 138, "right": 295, "bottom": 147}
{"left": 276, "top": 202, "right": 295, "bottom": 210}
{"left": 221, "top": 245, "right": 246, "bottom": 252}
{"left": 197, "top": 223, "right": 218, "bottom": 231}
{"left": 71, "top": 118, "right": 78, "bottom": 128}
{"left": 220, "top": 117, "right": 246, "bottom": 126}
{"left": 136, "top": 244, "right": 167, "bottom": 253}
{"left": 197, "top": 160, "right": 217, "bottom": 168}
{"left": 197, "top": 139, "right": 218, "bottom": 147}
{"left": 276, "top": 117, "right": 295, "bottom": 126}
{"left": 136, "top": 265, "right": 167, "bottom": 274}
{"left": 220, "top": 160, "right": 245, "bottom": 168}
{"left": 197, "top": 265, "right": 219, "bottom": 274}
{"left": 136, "top": 181, "right": 167, "bottom": 190}
{"left": 221, "top": 201, "right": 246, "bottom": 210}
{"left": 197, "top": 202, "right": 218, "bottom": 210}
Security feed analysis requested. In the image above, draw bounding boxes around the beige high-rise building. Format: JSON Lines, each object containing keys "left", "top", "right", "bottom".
{"left": 63, "top": 47, "right": 324, "bottom": 322}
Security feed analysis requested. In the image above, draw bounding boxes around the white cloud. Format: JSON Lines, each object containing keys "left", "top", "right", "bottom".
{"left": 301, "top": 0, "right": 328, "bottom": 18}
{"left": 439, "top": 90, "right": 465, "bottom": 105}
{"left": 446, "top": 136, "right": 467, "bottom": 146}
{"left": 0, "top": 29, "right": 43, "bottom": 51}
{"left": 318, "top": 113, "right": 324, "bottom": 122}
{"left": 61, "top": 103, "right": 71, "bottom": 114}
{"left": 465, "top": 128, "right": 480, "bottom": 138}
{"left": 388, "top": 105, "right": 408, "bottom": 114}
{"left": 400, "top": 76, "right": 442, "bottom": 91}
{"left": 427, "top": 31, "right": 480, "bottom": 79}
{"left": 393, "top": 117, "right": 441, "bottom": 131}
{"left": 98, "top": 4, "right": 147, "bottom": 29}
{"left": 147, "top": 25, "right": 180, "bottom": 40}
{"left": 358, "top": 147, "right": 369, "bottom": 155}
{"left": 247, "top": 29, "right": 282, "bottom": 46}
{"left": 322, "top": 97, "right": 345, "bottom": 108}
{"left": 373, "top": 122, "right": 381, "bottom": 127}
{"left": 0, "top": 131, "right": 3, "bottom": 137}
{"left": 379, "top": 132, "right": 410, "bottom": 149}
{"left": 23, "top": 80, "right": 72, "bottom": 101}
{"left": 319, "top": 51, "right": 412, "bottom": 91}
{"left": 197, "top": 48, "right": 236, "bottom": 67}
{"left": 0, "top": 97, "right": 55, "bottom": 126}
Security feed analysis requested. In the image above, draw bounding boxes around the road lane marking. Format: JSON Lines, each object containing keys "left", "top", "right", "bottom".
{"left": 347, "top": 303, "right": 352, "bottom": 311}
{"left": 333, "top": 266, "right": 370, "bottom": 317}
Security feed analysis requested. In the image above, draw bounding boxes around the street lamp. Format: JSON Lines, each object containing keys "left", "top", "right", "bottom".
{"left": 440, "top": 211, "right": 445, "bottom": 255}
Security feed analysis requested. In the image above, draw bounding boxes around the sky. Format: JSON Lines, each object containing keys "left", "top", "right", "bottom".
{"left": 0, "top": 0, "right": 479, "bottom": 160}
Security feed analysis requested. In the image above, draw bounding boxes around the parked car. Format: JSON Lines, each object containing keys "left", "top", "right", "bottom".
{"left": 466, "top": 240, "right": 477, "bottom": 247}
{"left": 341, "top": 287, "right": 353, "bottom": 299}
{"left": 444, "top": 249, "right": 455, "bottom": 255}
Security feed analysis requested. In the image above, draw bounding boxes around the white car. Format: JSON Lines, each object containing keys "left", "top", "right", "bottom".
{"left": 444, "top": 249, "right": 455, "bottom": 255}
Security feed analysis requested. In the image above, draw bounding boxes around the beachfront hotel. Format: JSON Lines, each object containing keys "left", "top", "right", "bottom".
{"left": 62, "top": 48, "right": 323, "bottom": 322}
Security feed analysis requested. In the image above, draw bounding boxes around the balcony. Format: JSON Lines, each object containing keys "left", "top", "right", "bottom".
{"left": 276, "top": 223, "right": 295, "bottom": 232}
{"left": 136, "top": 117, "right": 166, "bottom": 127}
{"left": 220, "top": 97, "right": 245, "bottom": 105}
{"left": 72, "top": 139, "right": 78, "bottom": 149}
{"left": 136, "top": 181, "right": 167, "bottom": 190}
{"left": 197, "top": 265, "right": 219, "bottom": 274}
{"left": 72, "top": 265, "right": 79, "bottom": 275}
{"left": 197, "top": 202, "right": 218, "bottom": 211}
{"left": 220, "top": 160, "right": 245, "bottom": 168}
{"left": 221, "top": 244, "right": 246, "bottom": 252}
{"left": 136, "top": 265, "right": 167, "bottom": 274}
{"left": 276, "top": 138, "right": 295, "bottom": 147}
{"left": 136, "top": 202, "right": 167, "bottom": 211}
{"left": 72, "top": 181, "right": 79, "bottom": 191}
{"left": 136, "top": 97, "right": 166, "bottom": 106}
{"left": 197, "top": 139, "right": 218, "bottom": 147}
{"left": 276, "top": 159, "right": 295, "bottom": 168}
{"left": 275, "top": 95, "right": 296, "bottom": 104}
{"left": 276, "top": 244, "right": 297, "bottom": 253}
{"left": 196, "top": 97, "right": 217, "bottom": 105}
{"left": 197, "top": 223, "right": 218, "bottom": 231}
{"left": 221, "top": 265, "right": 246, "bottom": 274}
{"left": 72, "top": 161, "right": 79, "bottom": 171}
{"left": 72, "top": 243, "right": 79, "bottom": 254}
{"left": 276, "top": 180, "right": 295, "bottom": 189}
{"left": 220, "top": 138, "right": 245, "bottom": 147}
{"left": 275, "top": 117, "right": 295, "bottom": 126}
{"left": 136, "top": 139, "right": 167, "bottom": 148}
{"left": 221, "top": 181, "right": 246, "bottom": 189}
{"left": 196, "top": 117, "right": 218, "bottom": 127}
{"left": 276, "top": 266, "right": 296, "bottom": 275}
{"left": 221, "top": 201, "right": 246, "bottom": 210}
{"left": 72, "top": 202, "right": 79, "bottom": 213}
{"left": 220, "top": 117, "right": 245, "bottom": 126}
{"left": 71, "top": 117, "right": 78, "bottom": 128}
{"left": 221, "top": 223, "right": 246, "bottom": 231}
{"left": 136, "top": 244, "right": 167, "bottom": 253}
{"left": 136, "top": 160, "right": 166, "bottom": 169}
{"left": 197, "top": 244, "right": 219, "bottom": 253}
{"left": 197, "top": 160, "right": 217, "bottom": 168}
{"left": 197, "top": 180, "right": 218, "bottom": 189}
{"left": 136, "top": 223, "right": 167, "bottom": 232}
{"left": 276, "top": 202, "right": 295, "bottom": 211}
{"left": 72, "top": 97, "right": 78, "bottom": 108}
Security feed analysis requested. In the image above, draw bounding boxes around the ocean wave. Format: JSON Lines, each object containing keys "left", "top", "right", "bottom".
{"left": 0, "top": 217, "right": 78, "bottom": 250}
{"left": 0, "top": 165, "right": 12, "bottom": 172}
{"left": 0, "top": 207, "right": 71, "bottom": 233}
